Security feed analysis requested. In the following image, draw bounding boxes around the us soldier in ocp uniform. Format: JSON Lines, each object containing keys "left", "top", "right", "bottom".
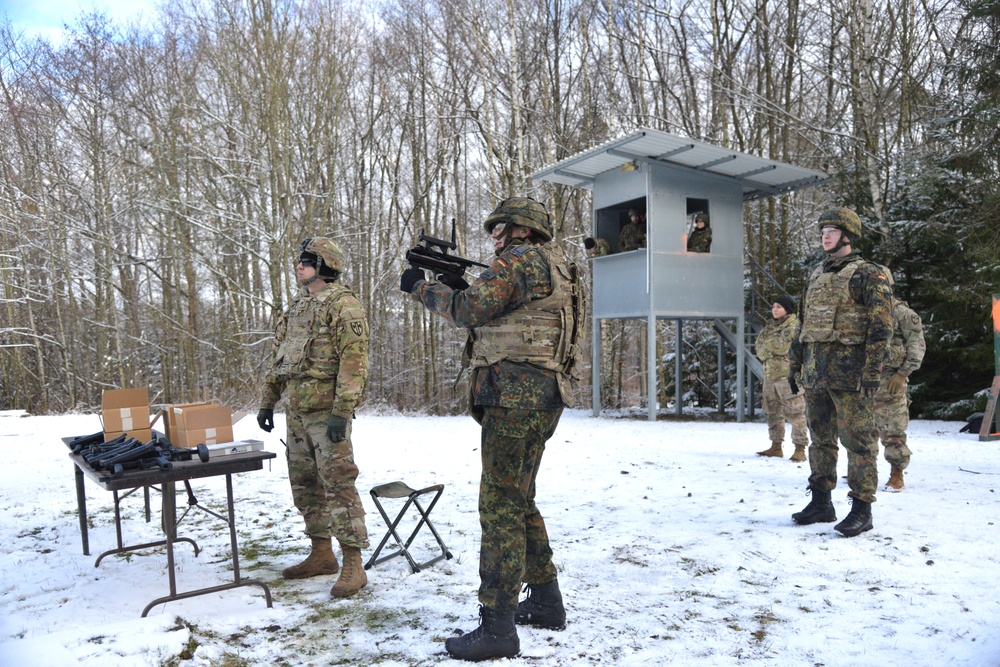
{"left": 875, "top": 291, "right": 925, "bottom": 491}
{"left": 401, "top": 197, "right": 585, "bottom": 661}
{"left": 788, "top": 208, "right": 893, "bottom": 537}
{"left": 755, "top": 295, "right": 809, "bottom": 462}
{"left": 257, "top": 237, "right": 371, "bottom": 597}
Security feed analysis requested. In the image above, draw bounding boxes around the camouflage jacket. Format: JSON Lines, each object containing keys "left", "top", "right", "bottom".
{"left": 261, "top": 281, "right": 370, "bottom": 417}
{"left": 756, "top": 313, "right": 799, "bottom": 382}
{"left": 586, "top": 237, "right": 612, "bottom": 258}
{"left": 789, "top": 252, "right": 893, "bottom": 390}
{"left": 619, "top": 221, "right": 647, "bottom": 252}
{"left": 686, "top": 226, "right": 712, "bottom": 253}
{"left": 411, "top": 242, "right": 578, "bottom": 411}
{"left": 884, "top": 300, "right": 925, "bottom": 377}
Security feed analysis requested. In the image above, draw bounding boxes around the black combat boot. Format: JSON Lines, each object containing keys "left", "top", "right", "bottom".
{"left": 834, "top": 498, "right": 873, "bottom": 537}
{"left": 445, "top": 606, "right": 519, "bottom": 662}
{"left": 515, "top": 580, "right": 566, "bottom": 630}
{"left": 791, "top": 487, "right": 837, "bottom": 525}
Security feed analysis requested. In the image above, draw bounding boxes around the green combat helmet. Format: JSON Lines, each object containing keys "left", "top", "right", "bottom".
{"left": 817, "top": 207, "right": 862, "bottom": 241}
{"left": 484, "top": 197, "right": 553, "bottom": 242}
{"left": 300, "top": 237, "right": 346, "bottom": 279}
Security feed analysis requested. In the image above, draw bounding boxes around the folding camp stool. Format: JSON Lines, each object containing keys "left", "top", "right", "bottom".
{"left": 364, "top": 481, "right": 452, "bottom": 573}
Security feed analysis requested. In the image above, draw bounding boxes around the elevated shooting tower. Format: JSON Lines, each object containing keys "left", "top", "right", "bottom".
{"left": 531, "top": 128, "right": 829, "bottom": 420}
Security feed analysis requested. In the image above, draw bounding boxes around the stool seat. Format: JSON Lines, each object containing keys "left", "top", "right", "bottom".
{"left": 365, "top": 480, "right": 452, "bottom": 573}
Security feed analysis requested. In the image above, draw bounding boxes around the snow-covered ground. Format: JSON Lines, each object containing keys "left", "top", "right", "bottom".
{"left": 0, "top": 409, "right": 997, "bottom": 666}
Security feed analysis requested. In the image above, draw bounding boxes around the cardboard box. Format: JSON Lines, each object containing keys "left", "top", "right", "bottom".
{"left": 170, "top": 403, "right": 235, "bottom": 448}
{"left": 102, "top": 387, "right": 151, "bottom": 437}
{"left": 164, "top": 402, "right": 211, "bottom": 446}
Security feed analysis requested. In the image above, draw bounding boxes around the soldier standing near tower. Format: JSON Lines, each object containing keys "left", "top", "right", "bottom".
{"left": 788, "top": 208, "right": 893, "bottom": 537}
{"left": 401, "top": 197, "right": 585, "bottom": 661}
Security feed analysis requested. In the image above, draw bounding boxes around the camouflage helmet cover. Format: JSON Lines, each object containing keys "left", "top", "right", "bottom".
{"left": 484, "top": 197, "right": 553, "bottom": 241}
{"left": 300, "top": 236, "right": 346, "bottom": 273}
{"left": 817, "top": 207, "right": 862, "bottom": 239}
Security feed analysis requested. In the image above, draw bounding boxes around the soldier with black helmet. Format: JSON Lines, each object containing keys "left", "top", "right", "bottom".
{"left": 401, "top": 197, "right": 585, "bottom": 661}
{"left": 257, "top": 237, "right": 371, "bottom": 597}
{"left": 788, "top": 207, "right": 893, "bottom": 537}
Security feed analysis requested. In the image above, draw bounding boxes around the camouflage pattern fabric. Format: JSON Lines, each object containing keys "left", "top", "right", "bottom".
{"left": 261, "top": 282, "right": 370, "bottom": 417}
{"left": 789, "top": 251, "right": 892, "bottom": 505}
{"left": 788, "top": 252, "right": 893, "bottom": 390}
{"left": 618, "top": 221, "right": 646, "bottom": 251}
{"left": 410, "top": 234, "right": 574, "bottom": 613}
{"left": 286, "top": 409, "right": 369, "bottom": 548}
{"left": 804, "top": 388, "right": 879, "bottom": 503}
{"left": 260, "top": 280, "right": 370, "bottom": 546}
{"left": 686, "top": 226, "right": 712, "bottom": 253}
{"left": 758, "top": 313, "right": 807, "bottom": 445}
{"left": 586, "top": 237, "right": 612, "bottom": 257}
{"left": 411, "top": 244, "right": 568, "bottom": 412}
{"left": 762, "top": 378, "right": 808, "bottom": 447}
{"left": 477, "top": 406, "right": 561, "bottom": 611}
{"left": 874, "top": 301, "right": 925, "bottom": 470}
{"left": 756, "top": 314, "right": 799, "bottom": 382}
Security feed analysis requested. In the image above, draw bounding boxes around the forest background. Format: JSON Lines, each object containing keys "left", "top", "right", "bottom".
{"left": 1, "top": 0, "right": 999, "bottom": 419}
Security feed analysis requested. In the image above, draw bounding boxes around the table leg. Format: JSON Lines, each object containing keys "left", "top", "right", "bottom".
{"left": 74, "top": 464, "right": 89, "bottom": 556}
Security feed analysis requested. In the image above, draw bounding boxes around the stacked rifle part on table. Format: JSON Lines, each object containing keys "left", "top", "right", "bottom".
{"left": 67, "top": 432, "right": 210, "bottom": 477}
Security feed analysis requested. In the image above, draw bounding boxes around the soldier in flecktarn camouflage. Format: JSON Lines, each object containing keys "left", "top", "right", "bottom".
{"left": 257, "top": 237, "right": 371, "bottom": 598}
{"left": 618, "top": 207, "right": 647, "bottom": 251}
{"left": 788, "top": 207, "right": 893, "bottom": 538}
{"left": 686, "top": 212, "right": 712, "bottom": 253}
{"left": 874, "top": 292, "right": 926, "bottom": 491}
{"left": 401, "top": 197, "right": 586, "bottom": 662}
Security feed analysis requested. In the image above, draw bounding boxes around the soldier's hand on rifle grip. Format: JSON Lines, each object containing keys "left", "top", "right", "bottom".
{"left": 327, "top": 414, "right": 349, "bottom": 442}
{"left": 257, "top": 408, "right": 274, "bottom": 432}
{"left": 787, "top": 371, "right": 799, "bottom": 395}
{"left": 439, "top": 273, "right": 470, "bottom": 290}
{"left": 400, "top": 268, "right": 426, "bottom": 293}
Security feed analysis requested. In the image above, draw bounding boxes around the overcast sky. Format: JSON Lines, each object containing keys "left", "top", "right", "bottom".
{"left": 0, "top": 0, "right": 156, "bottom": 42}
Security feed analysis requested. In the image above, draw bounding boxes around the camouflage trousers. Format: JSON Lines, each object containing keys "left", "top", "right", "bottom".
{"left": 875, "top": 376, "right": 913, "bottom": 470}
{"left": 478, "top": 406, "right": 562, "bottom": 611}
{"left": 762, "top": 377, "right": 809, "bottom": 446}
{"left": 286, "top": 410, "right": 369, "bottom": 549}
{"left": 804, "top": 388, "right": 879, "bottom": 504}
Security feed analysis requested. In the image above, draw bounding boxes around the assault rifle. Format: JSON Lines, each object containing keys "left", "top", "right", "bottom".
{"left": 405, "top": 219, "right": 489, "bottom": 286}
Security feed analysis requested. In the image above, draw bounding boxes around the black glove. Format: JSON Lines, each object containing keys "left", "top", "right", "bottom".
{"left": 327, "top": 414, "right": 349, "bottom": 442}
{"left": 438, "top": 272, "right": 470, "bottom": 290}
{"left": 861, "top": 380, "right": 880, "bottom": 399}
{"left": 400, "top": 268, "right": 426, "bottom": 293}
{"left": 787, "top": 372, "right": 799, "bottom": 395}
{"left": 257, "top": 408, "right": 274, "bottom": 432}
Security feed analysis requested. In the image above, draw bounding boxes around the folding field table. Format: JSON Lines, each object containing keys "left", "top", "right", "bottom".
{"left": 65, "top": 436, "right": 276, "bottom": 616}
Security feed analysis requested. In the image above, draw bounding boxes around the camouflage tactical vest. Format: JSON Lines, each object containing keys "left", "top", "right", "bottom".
{"left": 468, "top": 245, "right": 586, "bottom": 404}
{"left": 799, "top": 261, "right": 867, "bottom": 345}
{"left": 271, "top": 283, "right": 352, "bottom": 380}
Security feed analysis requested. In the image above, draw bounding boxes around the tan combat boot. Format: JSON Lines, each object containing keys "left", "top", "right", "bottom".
{"left": 282, "top": 536, "right": 339, "bottom": 579}
{"left": 885, "top": 464, "right": 905, "bottom": 491}
{"left": 757, "top": 442, "right": 783, "bottom": 458}
{"left": 789, "top": 445, "right": 807, "bottom": 462}
{"left": 330, "top": 544, "right": 367, "bottom": 598}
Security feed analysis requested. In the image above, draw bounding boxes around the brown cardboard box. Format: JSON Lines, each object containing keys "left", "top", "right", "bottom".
{"left": 102, "top": 387, "right": 151, "bottom": 437}
{"left": 164, "top": 402, "right": 211, "bottom": 446}
{"left": 170, "top": 403, "right": 235, "bottom": 448}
